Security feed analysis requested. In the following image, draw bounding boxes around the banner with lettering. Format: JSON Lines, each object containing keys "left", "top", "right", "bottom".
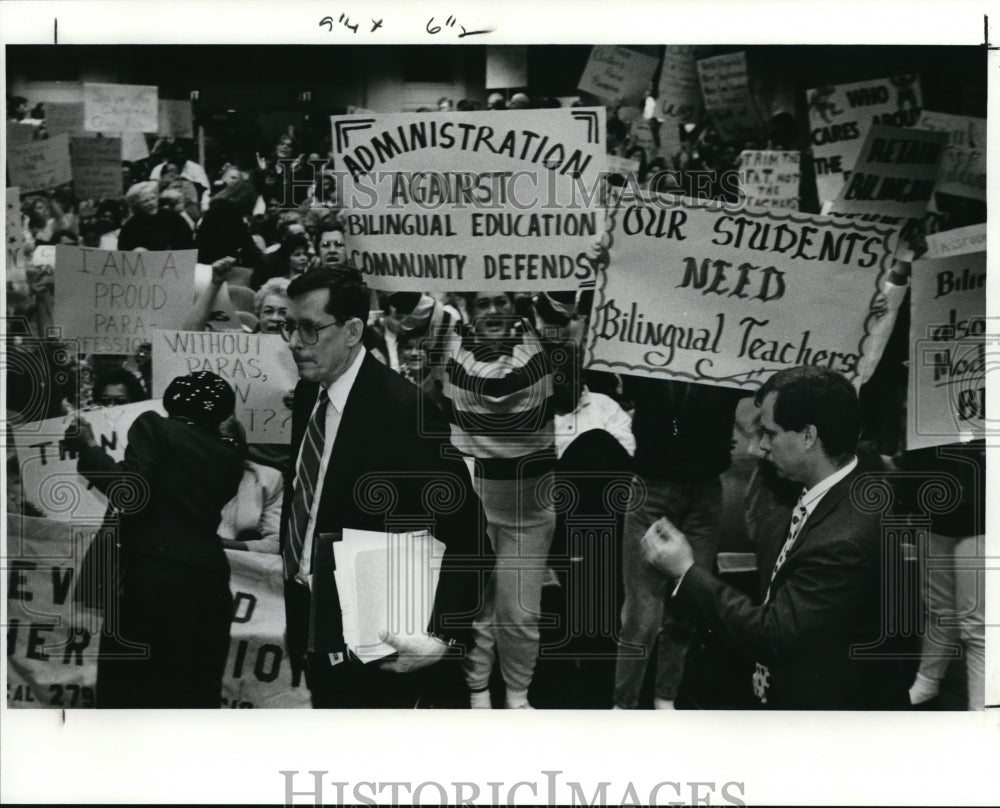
{"left": 738, "top": 151, "right": 800, "bottom": 210}
{"left": 585, "top": 197, "right": 895, "bottom": 389}
{"left": 151, "top": 330, "right": 299, "bottom": 444}
{"left": 829, "top": 125, "right": 947, "bottom": 219}
{"left": 914, "top": 111, "right": 986, "bottom": 201}
{"left": 806, "top": 75, "right": 923, "bottom": 206}
{"left": 53, "top": 247, "right": 198, "bottom": 354}
{"left": 7, "top": 134, "right": 72, "bottom": 193}
{"left": 330, "top": 108, "right": 607, "bottom": 292}
{"left": 656, "top": 46, "right": 702, "bottom": 158}
{"left": 907, "top": 250, "right": 987, "bottom": 450}
{"left": 70, "top": 136, "right": 123, "bottom": 201}
{"left": 6, "top": 515, "right": 310, "bottom": 709}
{"left": 10, "top": 401, "right": 167, "bottom": 523}
{"left": 578, "top": 46, "right": 659, "bottom": 105}
{"left": 696, "top": 52, "right": 762, "bottom": 143}
{"left": 83, "top": 83, "right": 159, "bottom": 133}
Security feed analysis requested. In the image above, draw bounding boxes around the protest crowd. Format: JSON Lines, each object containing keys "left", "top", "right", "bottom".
{"left": 5, "top": 44, "right": 987, "bottom": 711}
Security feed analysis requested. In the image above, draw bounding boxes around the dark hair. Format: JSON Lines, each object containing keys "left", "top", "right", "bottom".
{"left": 280, "top": 231, "right": 312, "bottom": 255}
{"left": 211, "top": 177, "right": 258, "bottom": 218}
{"left": 287, "top": 266, "right": 369, "bottom": 324}
{"left": 755, "top": 366, "right": 860, "bottom": 460}
{"left": 94, "top": 366, "right": 146, "bottom": 403}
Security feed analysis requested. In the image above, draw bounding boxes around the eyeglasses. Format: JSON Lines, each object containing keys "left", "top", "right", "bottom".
{"left": 279, "top": 317, "right": 343, "bottom": 345}
{"left": 97, "top": 395, "right": 131, "bottom": 406}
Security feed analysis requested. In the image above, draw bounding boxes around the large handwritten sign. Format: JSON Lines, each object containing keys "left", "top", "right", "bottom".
{"left": 83, "top": 83, "right": 158, "bottom": 133}
{"left": 807, "top": 75, "right": 923, "bottom": 206}
{"left": 907, "top": 250, "right": 986, "bottom": 450}
{"left": 578, "top": 46, "right": 659, "bottom": 105}
{"left": 7, "top": 121, "right": 35, "bottom": 145}
{"left": 738, "top": 151, "right": 800, "bottom": 210}
{"left": 657, "top": 46, "right": 701, "bottom": 157}
{"left": 829, "top": 125, "right": 947, "bottom": 219}
{"left": 10, "top": 401, "right": 167, "bottom": 523}
{"left": 6, "top": 514, "right": 310, "bottom": 708}
{"left": 152, "top": 330, "right": 299, "bottom": 444}
{"left": 70, "top": 137, "right": 122, "bottom": 201}
{"left": 914, "top": 111, "right": 986, "bottom": 201}
{"left": 53, "top": 247, "right": 198, "bottom": 354}
{"left": 696, "top": 51, "right": 762, "bottom": 143}
{"left": 585, "top": 198, "right": 895, "bottom": 389}
{"left": 331, "top": 108, "right": 607, "bottom": 292}
{"left": 43, "top": 102, "right": 86, "bottom": 135}
{"left": 7, "top": 135, "right": 72, "bottom": 193}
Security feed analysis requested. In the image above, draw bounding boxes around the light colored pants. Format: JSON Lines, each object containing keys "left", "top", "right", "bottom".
{"left": 463, "top": 473, "right": 556, "bottom": 693}
{"left": 917, "top": 532, "right": 986, "bottom": 710}
{"left": 614, "top": 476, "right": 723, "bottom": 707}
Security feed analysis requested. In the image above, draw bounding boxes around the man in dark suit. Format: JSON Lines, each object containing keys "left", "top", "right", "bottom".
{"left": 642, "top": 366, "right": 906, "bottom": 709}
{"left": 279, "top": 266, "right": 489, "bottom": 708}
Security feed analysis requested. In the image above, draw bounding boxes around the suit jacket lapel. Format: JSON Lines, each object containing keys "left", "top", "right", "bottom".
{"left": 778, "top": 469, "right": 857, "bottom": 570}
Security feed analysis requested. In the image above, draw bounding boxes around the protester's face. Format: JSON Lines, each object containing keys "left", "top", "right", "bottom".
{"left": 758, "top": 391, "right": 805, "bottom": 482}
{"left": 286, "top": 289, "right": 360, "bottom": 387}
{"left": 318, "top": 230, "right": 347, "bottom": 268}
{"left": 134, "top": 187, "right": 159, "bottom": 216}
{"left": 275, "top": 137, "right": 294, "bottom": 159}
{"left": 288, "top": 247, "right": 311, "bottom": 275}
{"left": 96, "top": 383, "right": 132, "bottom": 407}
{"left": 400, "top": 340, "right": 425, "bottom": 378}
{"left": 31, "top": 199, "right": 50, "bottom": 218}
{"left": 258, "top": 294, "right": 288, "bottom": 334}
{"left": 222, "top": 167, "right": 242, "bottom": 188}
{"left": 471, "top": 292, "right": 514, "bottom": 338}
{"left": 162, "top": 162, "right": 180, "bottom": 181}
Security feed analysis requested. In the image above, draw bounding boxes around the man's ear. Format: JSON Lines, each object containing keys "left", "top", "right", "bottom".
{"left": 801, "top": 423, "right": 819, "bottom": 451}
{"left": 346, "top": 316, "right": 365, "bottom": 346}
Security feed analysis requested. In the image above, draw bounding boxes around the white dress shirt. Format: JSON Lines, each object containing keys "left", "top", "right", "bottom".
{"left": 296, "top": 348, "right": 366, "bottom": 584}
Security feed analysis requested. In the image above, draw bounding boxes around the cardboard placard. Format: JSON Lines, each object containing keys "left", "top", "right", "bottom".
{"left": 330, "top": 108, "right": 607, "bottom": 292}
{"left": 914, "top": 110, "right": 986, "bottom": 201}
{"left": 70, "top": 137, "right": 123, "bottom": 201}
{"left": 53, "top": 247, "right": 198, "bottom": 355}
{"left": 696, "top": 51, "right": 762, "bottom": 142}
{"left": 907, "top": 251, "right": 987, "bottom": 450}
{"left": 656, "top": 45, "right": 702, "bottom": 157}
{"left": 158, "top": 99, "right": 194, "bottom": 138}
{"left": 923, "top": 223, "right": 987, "bottom": 260}
{"left": 738, "top": 150, "right": 800, "bottom": 210}
{"left": 585, "top": 197, "right": 895, "bottom": 389}
{"left": 43, "top": 102, "right": 86, "bottom": 136}
{"left": 578, "top": 46, "right": 659, "bottom": 105}
{"left": 806, "top": 74, "right": 923, "bottom": 207}
{"left": 7, "top": 134, "right": 72, "bottom": 193}
{"left": 151, "top": 330, "right": 299, "bottom": 444}
{"left": 83, "top": 83, "right": 159, "bottom": 133}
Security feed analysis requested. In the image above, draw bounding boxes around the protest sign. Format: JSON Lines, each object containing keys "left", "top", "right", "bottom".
{"left": 83, "top": 83, "right": 158, "bottom": 133}
{"left": 738, "top": 150, "right": 800, "bottom": 210}
{"left": 607, "top": 154, "right": 642, "bottom": 185}
{"left": 70, "top": 137, "right": 122, "bottom": 201}
{"left": 907, "top": 250, "right": 986, "bottom": 451}
{"left": 585, "top": 197, "right": 895, "bottom": 389}
{"left": 43, "top": 102, "right": 86, "bottom": 135}
{"left": 10, "top": 401, "right": 167, "bottom": 523}
{"left": 103, "top": 130, "right": 151, "bottom": 162}
{"left": 924, "top": 223, "right": 986, "bottom": 260}
{"left": 656, "top": 46, "right": 701, "bottom": 158}
{"left": 806, "top": 75, "right": 923, "bottom": 207}
{"left": 829, "top": 125, "right": 947, "bottom": 219}
{"left": 914, "top": 111, "right": 986, "bottom": 201}
{"left": 7, "top": 134, "right": 72, "bottom": 193}
{"left": 53, "top": 247, "right": 198, "bottom": 355}
{"left": 157, "top": 99, "right": 194, "bottom": 138}
{"left": 6, "top": 514, "right": 310, "bottom": 709}
{"left": 578, "top": 46, "right": 658, "bottom": 105}
{"left": 152, "top": 330, "right": 299, "bottom": 444}
{"left": 696, "top": 51, "right": 762, "bottom": 143}
{"left": 7, "top": 121, "right": 36, "bottom": 144}
{"left": 628, "top": 118, "right": 658, "bottom": 164}
{"left": 330, "top": 108, "right": 607, "bottom": 292}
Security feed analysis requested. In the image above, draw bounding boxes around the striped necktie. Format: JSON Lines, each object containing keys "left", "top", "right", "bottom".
{"left": 283, "top": 389, "right": 329, "bottom": 581}
{"left": 754, "top": 495, "right": 809, "bottom": 704}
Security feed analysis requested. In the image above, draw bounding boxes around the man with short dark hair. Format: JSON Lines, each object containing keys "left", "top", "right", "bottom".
{"left": 642, "top": 365, "right": 907, "bottom": 709}
{"left": 279, "top": 266, "right": 489, "bottom": 708}
{"left": 316, "top": 226, "right": 347, "bottom": 269}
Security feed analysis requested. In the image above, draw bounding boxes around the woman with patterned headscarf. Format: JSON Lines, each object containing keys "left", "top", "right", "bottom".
{"left": 64, "top": 371, "right": 245, "bottom": 708}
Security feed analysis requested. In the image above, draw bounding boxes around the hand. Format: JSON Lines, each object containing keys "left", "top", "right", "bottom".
{"left": 64, "top": 415, "right": 97, "bottom": 449}
{"left": 255, "top": 152, "right": 267, "bottom": 171}
{"left": 641, "top": 516, "right": 695, "bottom": 579}
{"left": 377, "top": 631, "right": 447, "bottom": 674}
{"left": 210, "top": 256, "right": 236, "bottom": 286}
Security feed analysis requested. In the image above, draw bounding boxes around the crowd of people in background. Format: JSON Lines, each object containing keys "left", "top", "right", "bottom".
{"left": 5, "top": 77, "right": 987, "bottom": 711}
